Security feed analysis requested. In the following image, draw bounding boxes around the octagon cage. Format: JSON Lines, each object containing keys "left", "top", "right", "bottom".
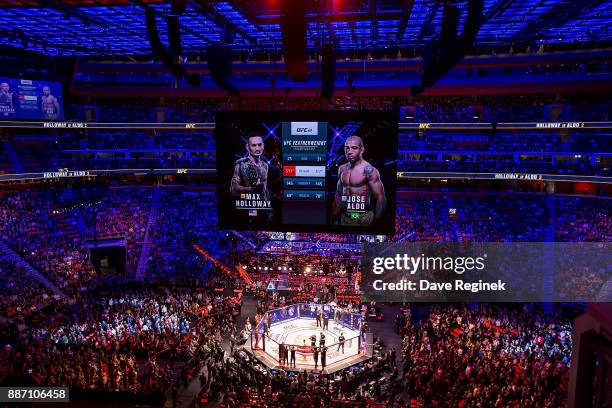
{"left": 250, "top": 303, "right": 367, "bottom": 369}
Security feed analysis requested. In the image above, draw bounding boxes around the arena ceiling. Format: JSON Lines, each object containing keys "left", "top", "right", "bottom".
{"left": 0, "top": 0, "right": 609, "bottom": 56}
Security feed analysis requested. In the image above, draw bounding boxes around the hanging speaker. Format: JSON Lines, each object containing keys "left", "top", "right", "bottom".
{"left": 206, "top": 45, "right": 239, "bottom": 96}
{"left": 321, "top": 44, "right": 336, "bottom": 99}
{"left": 171, "top": 0, "right": 187, "bottom": 14}
{"left": 440, "top": 4, "right": 459, "bottom": 45}
{"left": 167, "top": 15, "right": 182, "bottom": 58}
{"left": 145, "top": 7, "right": 173, "bottom": 66}
{"left": 280, "top": 0, "right": 308, "bottom": 81}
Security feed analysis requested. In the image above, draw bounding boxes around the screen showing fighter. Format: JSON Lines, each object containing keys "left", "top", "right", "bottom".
{"left": 230, "top": 133, "right": 271, "bottom": 202}
{"left": 333, "top": 136, "right": 386, "bottom": 226}
{"left": 40, "top": 85, "right": 61, "bottom": 120}
{"left": 216, "top": 110, "right": 396, "bottom": 234}
{"left": 0, "top": 82, "right": 16, "bottom": 118}
{"left": 224, "top": 130, "right": 279, "bottom": 226}
{"left": 0, "top": 77, "right": 64, "bottom": 120}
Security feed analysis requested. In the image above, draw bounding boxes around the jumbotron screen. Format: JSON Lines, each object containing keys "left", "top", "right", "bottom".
{"left": 216, "top": 110, "right": 397, "bottom": 234}
{"left": 0, "top": 76, "right": 64, "bottom": 120}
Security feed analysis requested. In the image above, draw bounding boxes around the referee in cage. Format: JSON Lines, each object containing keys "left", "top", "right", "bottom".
{"left": 290, "top": 345, "right": 296, "bottom": 367}
{"left": 283, "top": 343, "right": 289, "bottom": 366}
{"left": 338, "top": 333, "right": 345, "bottom": 354}
{"left": 321, "top": 346, "right": 327, "bottom": 372}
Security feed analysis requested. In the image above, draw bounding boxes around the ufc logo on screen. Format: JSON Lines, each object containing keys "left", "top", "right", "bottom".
{"left": 291, "top": 122, "right": 318, "bottom": 135}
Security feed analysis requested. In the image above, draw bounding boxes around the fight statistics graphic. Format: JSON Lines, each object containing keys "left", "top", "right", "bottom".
{"left": 216, "top": 110, "right": 397, "bottom": 234}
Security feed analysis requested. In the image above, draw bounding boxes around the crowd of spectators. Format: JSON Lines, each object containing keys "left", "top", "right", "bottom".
{"left": 58, "top": 130, "right": 215, "bottom": 151}
{"left": 147, "top": 189, "right": 220, "bottom": 281}
{"left": 0, "top": 258, "right": 57, "bottom": 320}
{"left": 205, "top": 347, "right": 398, "bottom": 407}
{"left": 10, "top": 139, "right": 64, "bottom": 173}
{"left": 555, "top": 196, "right": 611, "bottom": 241}
{"left": 0, "top": 284, "right": 239, "bottom": 398}
{"left": 398, "top": 304, "right": 572, "bottom": 407}
{"left": 0, "top": 89, "right": 609, "bottom": 407}
{"left": 554, "top": 196, "right": 610, "bottom": 299}
{"left": 558, "top": 98, "right": 611, "bottom": 122}
{"left": 3, "top": 93, "right": 609, "bottom": 175}
{"left": 406, "top": 95, "right": 548, "bottom": 123}
{"left": 83, "top": 187, "right": 152, "bottom": 274}
{"left": 7, "top": 129, "right": 608, "bottom": 176}
{"left": 0, "top": 189, "right": 98, "bottom": 294}
{"left": 1, "top": 184, "right": 608, "bottom": 291}
{"left": 0, "top": 147, "right": 12, "bottom": 175}
{"left": 449, "top": 195, "right": 548, "bottom": 242}
{"left": 399, "top": 130, "right": 610, "bottom": 153}
{"left": 199, "top": 301, "right": 577, "bottom": 407}
{"left": 62, "top": 153, "right": 216, "bottom": 171}
{"left": 399, "top": 158, "right": 609, "bottom": 176}
{"left": 1, "top": 178, "right": 608, "bottom": 406}
{"left": 60, "top": 94, "right": 610, "bottom": 124}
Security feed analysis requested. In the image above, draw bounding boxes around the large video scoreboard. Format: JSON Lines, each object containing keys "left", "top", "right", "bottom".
{"left": 215, "top": 111, "right": 398, "bottom": 234}
{"left": 0, "top": 77, "right": 64, "bottom": 120}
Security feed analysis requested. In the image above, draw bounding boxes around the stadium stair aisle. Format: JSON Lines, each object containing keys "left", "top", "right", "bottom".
{"left": 596, "top": 278, "right": 612, "bottom": 301}
{"left": 175, "top": 296, "right": 258, "bottom": 408}
{"left": 76, "top": 207, "right": 89, "bottom": 236}
{"left": 542, "top": 195, "right": 556, "bottom": 312}
{"left": 164, "top": 364, "right": 210, "bottom": 408}
{"left": 0, "top": 239, "right": 66, "bottom": 299}
{"left": 397, "top": 231, "right": 416, "bottom": 242}
{"left": 369, "top": 303, "right": 404, "bottom": 358}
{"left": 228, "top": 230, "right": 256, "bottom": 250}
{"left": 2, "top": 140, "right": 24, "bottom": 173}
{"left": 135, "top": 187, "right": 161, "bottom": 281}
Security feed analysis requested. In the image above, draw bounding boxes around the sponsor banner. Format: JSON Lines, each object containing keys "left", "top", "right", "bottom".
{"left": 0, "top": 121, "right": 609, "bottom": 130}
{"left": 398, "top": 122, "right": 612, "bottom": 130}
{"left": 0, "top": 121, "right": 213, "bottom": 129}
{"left": 535, "top": 122, "right": 585, "bottom": 128}
{"left": 496, "top": 122, "right": 610, "bottom": 129}
{"left": 494, "top": 173, "right": 543, "bottom": 180}
{"left": 361, "top": 242, "right": 611, "bottom": 302}
{"left": 43, "top": 170, "right": 91, "bottom": 178}
{"left": 396, "top": 172, "right": 612, "bottom": 184}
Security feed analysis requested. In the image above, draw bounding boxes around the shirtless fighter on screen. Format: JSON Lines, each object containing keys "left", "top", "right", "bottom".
{"left": 333, "top": 135, "right": 386, "bottom": 226}
{"left": 41, "top": 86, "right": 60, "bottom": 120}
{"left": 230, "top": 133, "right": 270, "bottom": 201}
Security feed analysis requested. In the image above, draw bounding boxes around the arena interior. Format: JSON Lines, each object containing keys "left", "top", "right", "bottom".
{"left": 0, "top": 0, "right": 611, "bottom": 407}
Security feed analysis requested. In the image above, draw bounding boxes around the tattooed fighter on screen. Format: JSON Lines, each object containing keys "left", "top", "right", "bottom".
{"left": 333, "top": 136, "right": 386, "bottom": 226}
